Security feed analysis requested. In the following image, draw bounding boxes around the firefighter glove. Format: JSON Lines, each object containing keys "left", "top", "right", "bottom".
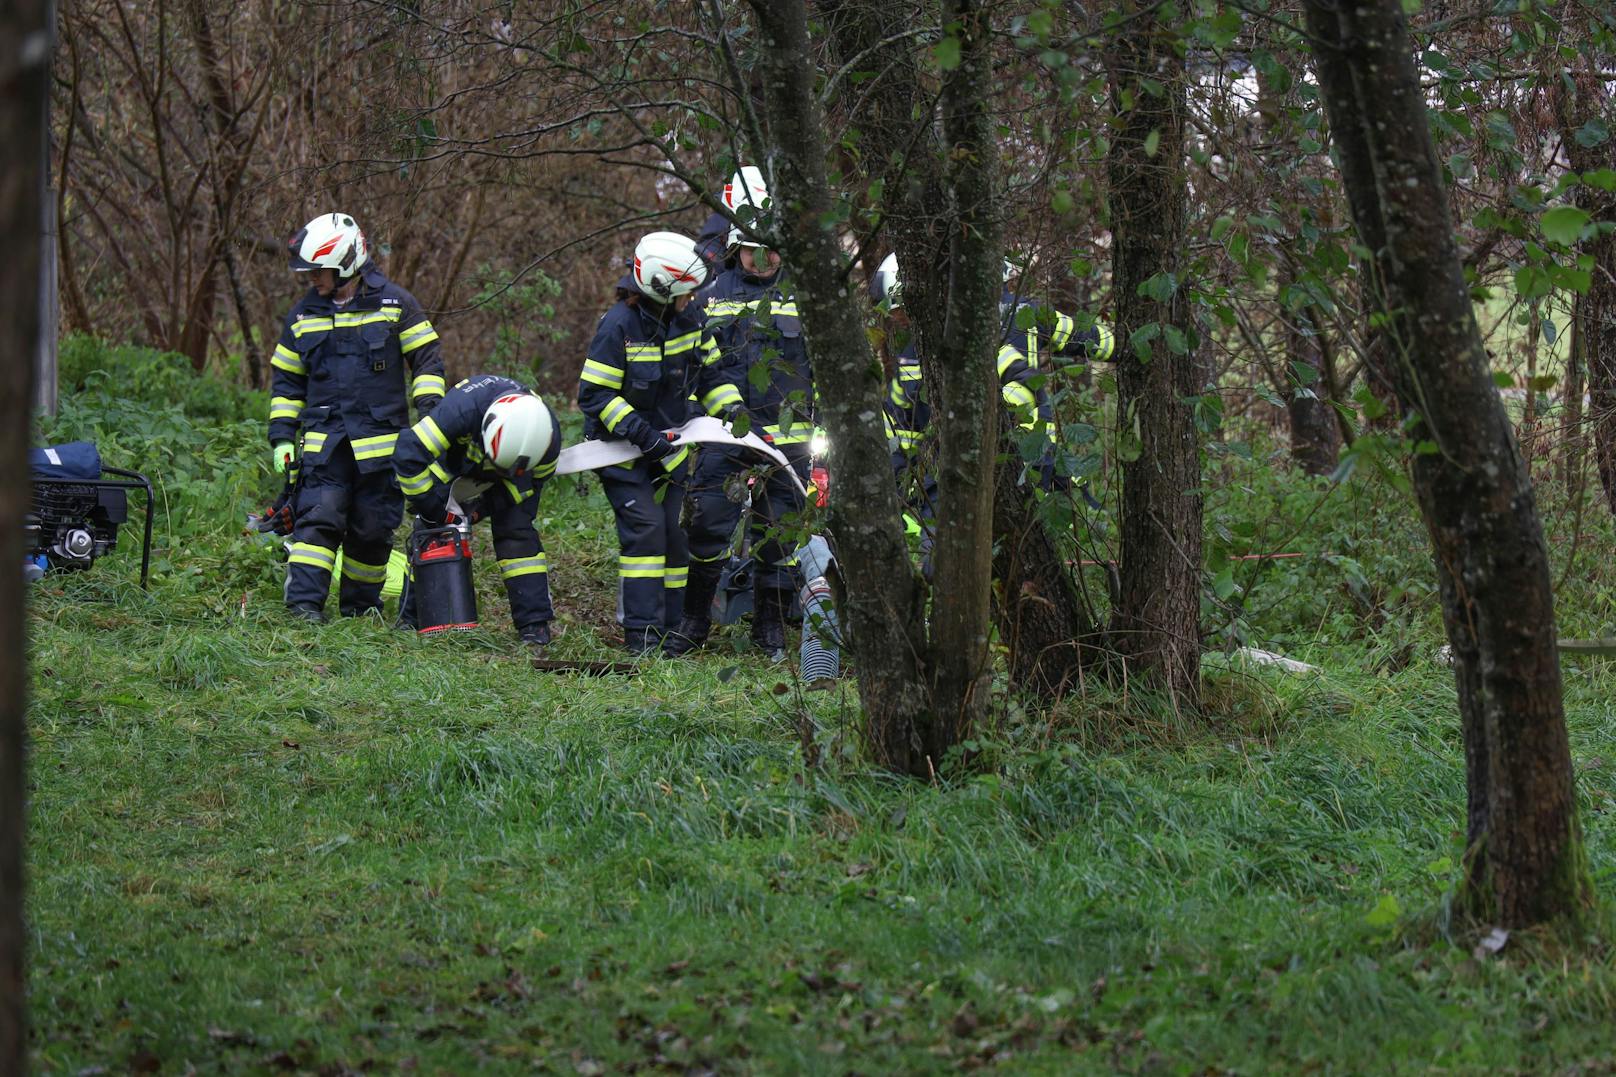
{"left": 272, "top": 442, "right": 296, "bottom": 474}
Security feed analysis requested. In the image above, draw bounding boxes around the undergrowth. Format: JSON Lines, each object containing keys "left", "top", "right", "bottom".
{"left": 24, "top": 340, "right": 1616, "bottom": 1074}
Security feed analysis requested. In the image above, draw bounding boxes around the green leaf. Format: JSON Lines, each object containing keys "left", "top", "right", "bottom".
{"left": 933, "top": 35, "right": 962, "bottom": 70}
{"left": 1425, "top": 856, "right": 1453, "bottom": 876}
{"left": 1143, "top": 129, "right": 1161, "bottom": 157}
{"left": 1541, "top": 205, "right": 1592, "bottom": 245}
{"left": 1213, "top": 566, "right": 1238, "bottom": 600}
{"left": 1401, "top": 0, "right": 1422, "bottom": 12}
{"left": 1574, "top": 117, "right": 1610, "bottom": 148}
{"left": 1582, "top": 168, "right": 1616, "bottom": 191}
{"left": 1365, "top": 893, "right": 1403, "bottom": 928}
{"left": 1513, "top": 264, "right": 1553, "bottom": 300}
{"left": 1210, "top": 216, "right": 1234, "bottom": 242}
{"left": 1492, "top": 370, "right": 1514, "bottom": 388}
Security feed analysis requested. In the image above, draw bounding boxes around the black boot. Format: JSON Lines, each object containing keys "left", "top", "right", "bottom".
{"left": 624, "top": 626, "right": 662, "bottom": 655}
{"left": 519, "top": 622, "right": 552, "bottom": 648}
{"left": 663, "top": 560, "right": 724, "bottom": 657}
{"left": 751, "top": 585, "right": 789, "bottom": 661}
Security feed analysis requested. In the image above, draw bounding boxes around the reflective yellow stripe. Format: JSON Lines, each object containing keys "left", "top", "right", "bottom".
{"left": 1026, "top": 333, "right": 1040, "bottom": 368}
{"left": 398, "top": 468, "right": 436, "bottom": 496}
{"left": 1051, "top": 312, "right": 1075, "bottom": 351}
{"left": 664, "top": 330, "right": 701, "bottom": 355}
{"left": 533, "top": 460, "right": 556, "bottom": 479}
{"left": 701, "top": 338, "right": 723, "bottom": 366}
{"left": 333, "top": 311, "right": 398, "bottom": 328}
{"left": 1002, "top": 383, "right": 1037, "bottom": 410}
{"left": 899, "top": 365, "right": 923, "bottom": 381}
{"left": 706, "top": 298, "right": 797, "bottom": 318}
{"left": 1093, "top": 321, "right": 1116, "bottom": 361}
{"left": 412, "top": 374, "right": 446, "bottom": 398}
{"left": 302, "top": 431, "right": 329, "bottom": 453}
{"left": 412, "top": 416, "right": 449, "bottom": 457}
{"left": 895, "top": 430, "right": 924, "bottom": 449}
{"left": 341, "top": 555, "right": 388, "bottom": 584}
{"left": 600, "top": 397, "right": 634, "bottom": 433}
{"left": 288, "top": 542, "right": 336, "bottom": 570}
{"left": 581, "top": 359, "right": 624, "bottom": 389}
{"left": 498, "top": 554, "right": 548, "bottom": 579}
{"left": 351, "top": 433, "right": 399, "bottom": 461}
{"left": 690, "top": 549, "right": 727, "bottom": 564}
{"left": 996, "top": 344, "right": 1023, "bottom": 378}
{"left": 272, "top": 343, "right": 305, "bottom": 375}
{"left": 399, "top": 320, "right": 439, "bottom": 353}
{"left": 620, "top": 555, "right": 664, "bottom": 579}
{"left": 664, "top": 565, "right": 688, "bottom": 589}
{"left": 291, "top": 317, "right": 331, "bottom": 337}
{"left": 270, "top": 397, "right": 304, "bottom": 420}
{"left": 624, "top": 344, "right": 661, "bottom": 361}
{"left": 764, "top": 422, "right": 812, "bottom": 445}
{"left": 428, "top": 462, "right": 452, "bottom": 483}
{"left": 661, "top": 446, "right": 689, "bottom": 471}
{"left": 702, "top": 383, "right": 743, "bottom": 414}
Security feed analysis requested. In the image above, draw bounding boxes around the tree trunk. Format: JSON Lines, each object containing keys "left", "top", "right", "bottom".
{"left": 1555, "top": 73, "right": 1616, "bottom": 518}
{"left": 0, "top": 1, "right": 47, "bottom": 1069}
{"left": 1563, "top": 296, "right": 1586, "bottom": 497}
{"left": 991, "top": 426, "right": 1097, "bottom": 699}
{"left": 747, "top": 0, "right": 934, "bottom": 774}
{"left": 1282, "top": 296, "right": 1342, "bottom": 476}
{"left": 1104, "top": 4, "right": 1203, "bottom": 707}
{"left": 918, "top": 0, "right": 999, "bottom": 756}
{"left": 1305, "top": 0, "right": 1591, "bottom": 928}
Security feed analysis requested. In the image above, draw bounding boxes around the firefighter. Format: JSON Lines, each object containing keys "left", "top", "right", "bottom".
{"left": 870, "top": 252, "right": 1111, "bottom": 492}
{"left": 667, "top": 185, "right": 813, "bottom": 662}
{"left": 270, "top": 212, "right": 446, "bottom": 622}
{"left": 999, "top": 259, "right": 1117, "bottom": 370}
{"left": 392, "top": 376, "right": 560, "bottom": 645}
{"left": 695, "top": 165, "right": 770, "bottom": 280}
{"left": 577, "top": 231, "right": 744, "bottom": 654}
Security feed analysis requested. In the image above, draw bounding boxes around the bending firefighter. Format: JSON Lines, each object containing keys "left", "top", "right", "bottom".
{"left": 392, "top": 376, "right": 560, "bottom": 646}
{"left": 576, "top": 231, "right": 744, "bottom": 655}
{"left": 669, "top": 171, "right": 813, "bottom": 662}
{"left": 270, "top": 212, "right": 446, "bottom": 622}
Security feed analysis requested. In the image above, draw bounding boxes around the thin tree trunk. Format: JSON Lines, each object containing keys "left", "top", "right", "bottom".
{"left": 1563, "top": 296, "right": 1586, "bottom": 497}
{"left": 919, "top": 0, "right": 998, "bottom": 755}
{"left": 0, "top": 1, "right": 47, "bottom": 1068}
{"left": 1104, "top": 3, "right": 1203, "bottom": 706}
{"left": 747, "top": 0, "right": 933, "bottom": 774}
{"left": 1305, "top": 0, "right": 1591, "bottom": 928}
{"left": 1555, "top": 72, "right": 1616, "bottom": 518}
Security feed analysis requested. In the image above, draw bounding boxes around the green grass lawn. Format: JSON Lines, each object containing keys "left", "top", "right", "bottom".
{"left": 24, "top": 343, "right": 1616, "bottom": 1073}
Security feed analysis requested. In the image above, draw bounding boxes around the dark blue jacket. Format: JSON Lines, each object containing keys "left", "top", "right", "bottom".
{"left": 269, "top": 264, "right": 447, "bottom": 474}
{"left": 998, "top": 288, "right": 1116, "bottom": 369}
{"left": 703, "top": 266, "right": 814, "bottom": 446}
{"left": 392, "top": 374, "right": 559, "bottom": 524}
{"left": 576, "top": 283, "right": 743, "bottom": 454}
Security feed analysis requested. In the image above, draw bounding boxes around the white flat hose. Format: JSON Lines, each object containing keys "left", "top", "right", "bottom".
{"left": 555, "top": 416, "right": 805, "bottom": 495}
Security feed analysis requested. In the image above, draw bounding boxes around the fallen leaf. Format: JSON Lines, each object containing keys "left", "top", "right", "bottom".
{"left": 281, "top": 739, "right": 300, "bottom": 750}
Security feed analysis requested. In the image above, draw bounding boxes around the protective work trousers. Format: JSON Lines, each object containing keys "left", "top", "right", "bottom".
{"left": 685, "top": 444, "right": 810, "bottom": 591}
{"left": 400, "top": 480, "right": 552, "bottom": 631}
{"left": 599, "top": 457, "right": 688, "bottom": 633}
{"left": 285, "top": 438, "right": 403, "bottom": 615}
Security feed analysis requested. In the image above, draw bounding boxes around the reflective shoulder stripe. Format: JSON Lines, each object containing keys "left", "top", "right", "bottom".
{"left": 272, "top": 344, "right": 305, "bottom": 375}
{"left": 412, "top": 416, "right": 449, "bottom": 456}
{"left": 399, "top": 320, "right": 440, "bottom": 353}
{"left": 291, "top": 316, "right": 332, "bottom": 338}
{"left": 581, "top": 359, "right": 625, "bottom": 389}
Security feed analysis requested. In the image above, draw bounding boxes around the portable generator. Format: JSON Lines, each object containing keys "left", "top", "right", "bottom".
{"left": 27, "top": 441, "right": 153, "bottom": 588}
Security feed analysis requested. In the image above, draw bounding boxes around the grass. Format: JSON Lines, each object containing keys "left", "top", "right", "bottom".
{"left": 24, "top": 342, "right": 1616, "bottom": 1073}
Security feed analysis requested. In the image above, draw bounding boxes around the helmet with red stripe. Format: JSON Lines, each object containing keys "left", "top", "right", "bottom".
{"left": 481, "top": 393, "right": 555, "bottom": 476}
{"left": 288, "top": 213, "right": 369, "bottom": 278}
{"left": 632, "top": 231, "right": 707, "bottom": 300}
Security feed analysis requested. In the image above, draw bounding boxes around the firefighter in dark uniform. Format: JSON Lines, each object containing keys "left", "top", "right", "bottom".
{"left": 871, "top": 253, "right": 1114, "bottom": 495}
{"left": 1000, "top": 261, "right": 1117, "bottom": 370}
{"left": 392, "top": 376, "right": 560, "bottom": 645}
{"left": 270, "top": 212, "right": 446, "bottom": 622}
{"left": 577, "top": 231, "right": 744, "bottom": 654}
{"left": 667, "top": 207, "right": 813, "bottom": 661}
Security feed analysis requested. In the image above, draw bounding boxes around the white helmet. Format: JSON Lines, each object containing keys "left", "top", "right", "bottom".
{"left": 724, "top": 165, "right": 769, "bottom": 212}
{"left": 481, "top": 393, "right": 555, "bottom": 475}
{"left": 632, "top": 231, "right": 708, "bottom": 299}
{"left": 724, "top": 165, "right": 772, "bottom": 249}
{"left": 288, "top": 212, "right": 368, "bottom": 278}
{"left": 871, "top": 252, "right": 902, "bottom": 310}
